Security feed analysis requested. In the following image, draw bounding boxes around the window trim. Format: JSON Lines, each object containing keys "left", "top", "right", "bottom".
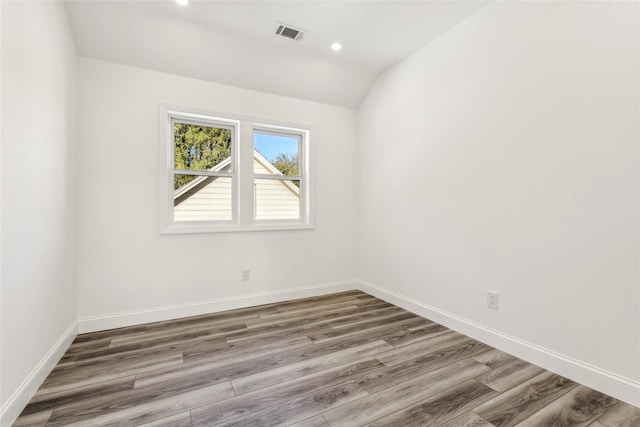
{"left": 159, "top": 105, "right": 313, "bottom": 234}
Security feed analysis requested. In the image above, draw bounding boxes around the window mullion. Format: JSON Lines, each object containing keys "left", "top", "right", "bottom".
{"left": 238, "top": 121, "right": 255, "bottom": 226}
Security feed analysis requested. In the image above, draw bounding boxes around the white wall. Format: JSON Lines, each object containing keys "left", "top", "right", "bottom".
{"left": 0, "top": 1, "right": 77, "bottom": 423}
{"left": 75, "top": 58, "right": 358, "bottom": 327}
{"left": 3, "top": 0, "right": 638, "bottom": 420}
{"left": 358, "top": 0, "right": 639, "bottom": 399}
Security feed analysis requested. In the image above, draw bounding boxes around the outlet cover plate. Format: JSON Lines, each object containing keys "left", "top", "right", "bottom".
{"left": 487, "top": 291, "right": 499, "bottom": 309}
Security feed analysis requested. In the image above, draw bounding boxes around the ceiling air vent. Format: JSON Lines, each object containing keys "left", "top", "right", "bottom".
{"left": 275, "top": 23, "right": 305, "bottom": 41}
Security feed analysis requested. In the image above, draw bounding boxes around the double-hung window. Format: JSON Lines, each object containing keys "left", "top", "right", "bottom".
{"left": 169, "top": 112, "right": 238, "bottom": 224}
{"left": 160, "top": 107, "right": 311, "bottom": 233}
{"left": 253, "top": 125, "right": 307, "bottom": 222}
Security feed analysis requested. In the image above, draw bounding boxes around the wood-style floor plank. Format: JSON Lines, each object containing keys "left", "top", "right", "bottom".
{"left": 597, "top": 401, "right": 640, "bottom": 427}
{"left": 22, "top": 375, "right": 136, "bottom": 416}
{"left": 243, "top": 302, "right": 369, "bottom": 329}
{"left": 376, "top": 330, "right": 473, "bottom": 365}
{"left": 473, "top": 370, "right": 579, "bottom": 427}
{"left": 272, "top": 330, "right": 398, "bottom": 366}
{"left": 365, "top": 340, "right": 492, "bottom": 395}
{"left": 472, "top": 348, "right": 518, "bottom": 369}
{"left": 367, "top": 379, "right": 498, "bottom": 427}
{"left": 44, "top": 369, "right": 230, "bottom": 426}
{"left": 476, "top": 358, "right": 545, "bottom": 393}
{"left": 514, "top": 385, "right": 617, "bottom": 427}
{"left": 136, "top": 411, "right": 192, "bottom": 427}
{"left": 437, "top": 411, "right": 495, "bottom": 427}
{"left": 134, "top": 353, "right": 279, "bottom": 389}
{"left": 108, "top": 322, "right": 246, "bottom": 347}
{"left": 243, "top": 297, "right": 377, "bottom": 324}
{"left": 382, "top": 321, "right": 449, "bottom": 347}
{"left": 322, "top": 358, "right": 490, "bottom": 427}
{"left": 287, "top": 414, "right": 330, "bottom": 427}
{"left": 69, "top": 326, "right": 147, "bottom": 344}
{"left": 191, "top": 357, "right": 383, "bottom": 425}
{"left": 74, "top": 335, "right": 229, "bottom": 365}
{"left": 12, "top": 290, "right": 640, "bottom": 427}
{"left": 217, "top": 382, "right": 369, "bottom": 427}
{"left": 11, "top": 409, "right": 52, "bottom": 427}
{"left": 227, "top": 302, "right": 395, "bottom": 340}
{"left": 182, "top": 331, "right": 313, "bottom": 365}
{"left": 231, "top": 340, "right": 393, "bottom": 394}
{"left": 64, "top": 382, "right": 232, "bottom": 427}
{"left": 304, "top": 311, "right": 419, "bottom": 343}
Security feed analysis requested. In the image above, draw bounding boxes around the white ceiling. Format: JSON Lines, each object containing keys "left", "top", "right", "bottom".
{"left": 65, "top": 1, "right": 490, "bottom": 108}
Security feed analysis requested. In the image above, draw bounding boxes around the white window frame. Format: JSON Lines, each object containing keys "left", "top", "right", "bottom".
{"left": 252, "top": 124, "right": 309, "bottom": 225}
{"left": 159, "top": 105, "right": 313, "bottom": 234}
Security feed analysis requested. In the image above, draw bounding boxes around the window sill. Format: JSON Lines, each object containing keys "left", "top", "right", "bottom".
{"left": 160, "top": 223, "right": 314, "bottom": 235}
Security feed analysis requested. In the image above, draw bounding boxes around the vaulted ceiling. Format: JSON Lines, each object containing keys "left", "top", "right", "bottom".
{"left": 65, "top": 1, "right": 490, "bottom": 108}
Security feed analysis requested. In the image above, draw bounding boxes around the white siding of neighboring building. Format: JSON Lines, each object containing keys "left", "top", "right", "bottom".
{"left": 173, "top": 155, "right": 299, "bottom": 221}
{"left": 253, "top": 157, "right": 300, "bottom": 220}
{"left": 174, "top": 176, "right": 232, "bottom": 221}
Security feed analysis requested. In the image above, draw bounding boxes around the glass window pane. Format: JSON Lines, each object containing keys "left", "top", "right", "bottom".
{"left": 254, "top": 178, "right": 300, "bottom": 220}
{"left": 174, "top": 174, "right": 232, "bottom": 221}
{"left": 253, "top": 132, "right": 299, "bottom": 176}
{"left": 174, "top": 122, "right": 232, "bottom": 171}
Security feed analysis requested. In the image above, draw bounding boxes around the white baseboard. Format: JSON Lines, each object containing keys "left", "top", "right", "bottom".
{"left": 78, "top": 280, "right": 359, "bottom": 333}
{"left": 0, "top": 321, "right": 78, "bottom": 427}
{"left": 358, "top": 280, "right": 640, "bottom": 408}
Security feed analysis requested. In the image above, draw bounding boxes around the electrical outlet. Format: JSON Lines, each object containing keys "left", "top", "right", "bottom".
{"left": 487, "top": 291, "right": 499, "bottom": 309}
{"left": 241, "top": 269, "right": 250, "bottom": 281}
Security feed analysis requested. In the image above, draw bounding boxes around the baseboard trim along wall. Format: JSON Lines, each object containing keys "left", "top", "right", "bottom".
{"left": 78, "top": 280, "right": 359, "bottom": 334}
{"left": 6, "top": 279, "right": 638, "bottom": 427}
{"left": 357, "top": 280, "right": 640, "bottom": 408}
{"left": 0, "top": 321, "right": 78, "bottom": 427}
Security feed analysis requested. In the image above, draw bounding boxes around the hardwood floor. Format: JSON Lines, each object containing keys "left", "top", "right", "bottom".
{"left": 13, "top": 291, "right": 640, "bottom": 426}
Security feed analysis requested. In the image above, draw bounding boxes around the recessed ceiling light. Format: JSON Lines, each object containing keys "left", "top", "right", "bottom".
{"left": 175, "top": 0, "right": 189, "bottom": 5}
{"left": 331, "top": 42, "right": 342, "bottom": 52}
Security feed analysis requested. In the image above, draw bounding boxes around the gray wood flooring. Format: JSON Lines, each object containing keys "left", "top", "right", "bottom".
{"left": 13, "top": 290, "right": 640, "bottom": 426}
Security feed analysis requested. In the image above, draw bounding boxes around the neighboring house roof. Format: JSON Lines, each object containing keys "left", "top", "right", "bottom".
{"left": 174, "top": 157, "right": 232, "bottom": 200}
{"left": 252, "top": 150, "right": 300, "bottom": 196}
{"left": 174, "top": 150, "right": 299, "bottom": 206}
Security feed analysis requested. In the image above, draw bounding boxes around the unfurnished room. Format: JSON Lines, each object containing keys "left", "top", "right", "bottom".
{"left": 1, "top": 0, "right": 640, "bottom": 426}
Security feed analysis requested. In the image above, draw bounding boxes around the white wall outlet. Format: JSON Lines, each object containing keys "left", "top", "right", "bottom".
{"left": 241, "top": 269, "right": 250, "bottom": 281}
{"left": 487, "top": 291, "right": 499, "bottom": 309}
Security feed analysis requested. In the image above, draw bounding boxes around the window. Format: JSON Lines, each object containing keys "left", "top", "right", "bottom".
{"left": 253, "top": 127, "right": 304, "bottom": 221}
{"left": 160, "top": 107, "right": 311, "bottom": 233}
{"left": 171, "top": 113, "right": 237, "bottom": 223}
